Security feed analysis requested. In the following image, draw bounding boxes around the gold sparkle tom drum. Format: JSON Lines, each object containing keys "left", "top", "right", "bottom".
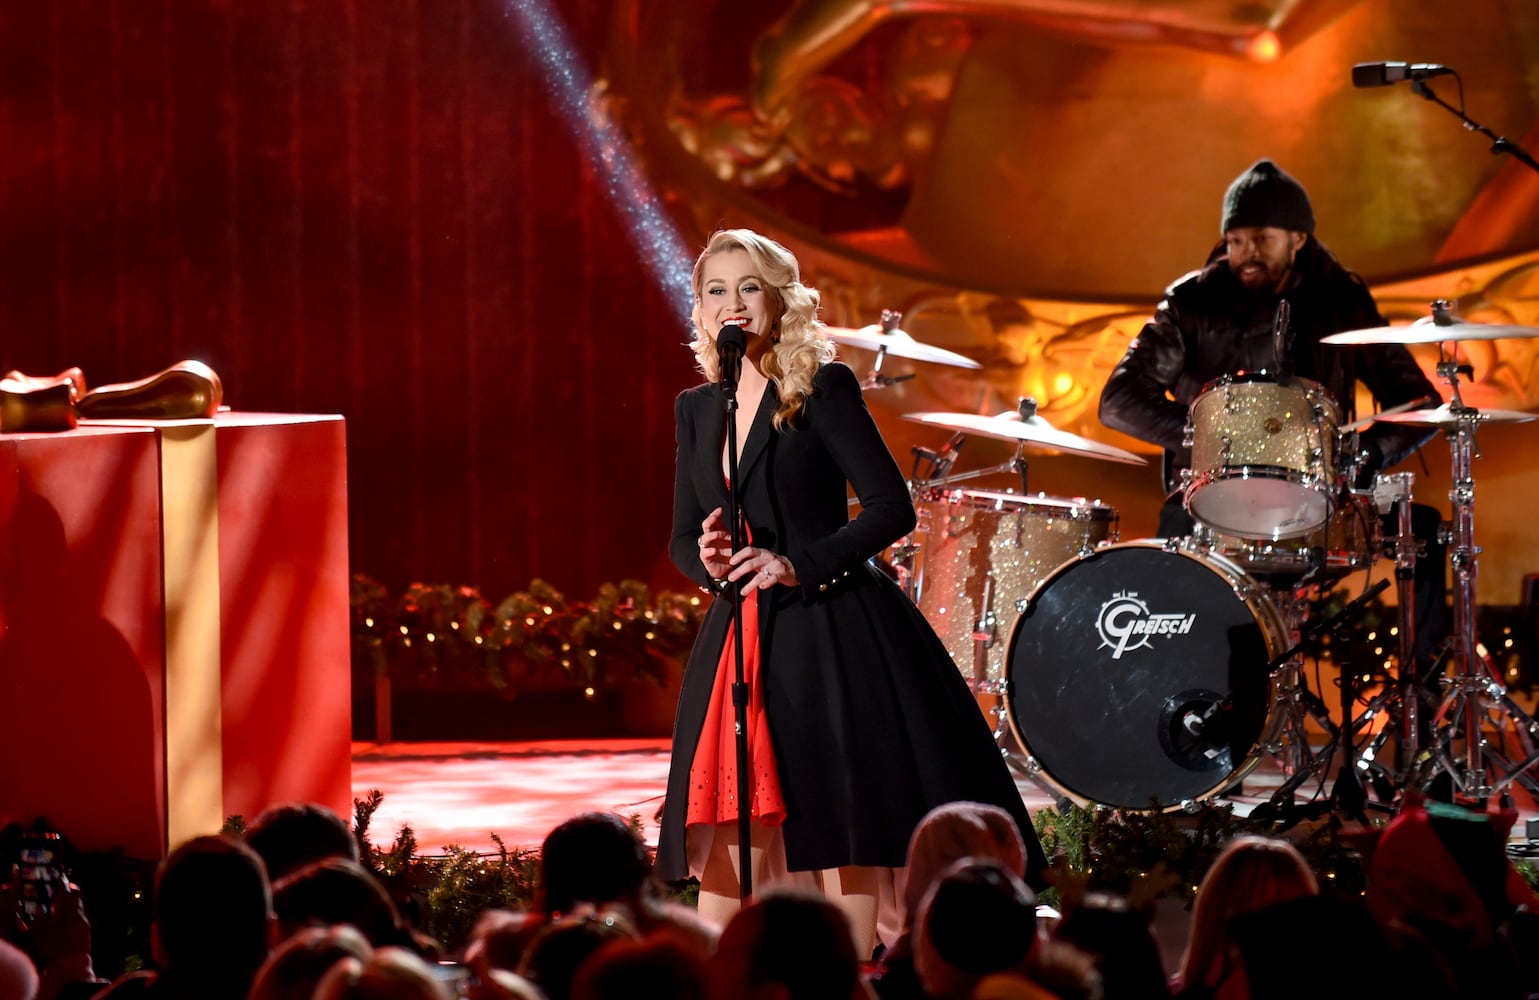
{"left": 910, "top": 488, "right": 1117, "bottom": 692}
{"left": 1184, "top": 372, "right": 1341, "bottom": 540}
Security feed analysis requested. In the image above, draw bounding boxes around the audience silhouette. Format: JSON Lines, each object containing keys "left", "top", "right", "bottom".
{"left": 7, "top": 795, "right": 1539, "bottom": 1000}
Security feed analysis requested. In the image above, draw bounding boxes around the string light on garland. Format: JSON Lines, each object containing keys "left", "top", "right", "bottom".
{"left": 350, "top": 574, "right": 707, "bottom": 701}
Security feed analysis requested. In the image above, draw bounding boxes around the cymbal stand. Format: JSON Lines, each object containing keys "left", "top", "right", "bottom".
{"left": 1387, "top": 473, "right": 1421, "bottom": 777}
{"left": 1416, "top": 345, "right": 1539, "bottom": 801}
{"left": 1322, "top": 473, "right": 1422, "bottom": 787}
{"left": 1247, "top": 580, "right": 1395, "bottom": 827}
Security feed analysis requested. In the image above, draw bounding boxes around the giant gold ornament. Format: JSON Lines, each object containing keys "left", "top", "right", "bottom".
{"left": 0, "top": 367, "right": 86, "bottom": 433}
{"left": 77, "top": 360, "right": 223, "bottom": 421}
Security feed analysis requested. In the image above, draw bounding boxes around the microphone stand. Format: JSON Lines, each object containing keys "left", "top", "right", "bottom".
{"left": 1272, "top": 299, "right": 1290, "bottom": 377}
{"left": 1411, "top": 79, "right": 1539, "bottom": 175}
{"left": 720, "top": 363, "right": 754, "bottom": 900}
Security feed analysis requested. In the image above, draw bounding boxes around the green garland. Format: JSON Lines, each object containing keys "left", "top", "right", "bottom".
{"left": 352, "top": 790, "right": 542, "bottom": 951}
{"left": 351, "top": 575, "right": 707, "bottom": 699}
{"left": 1031, "top": 801, "right": 1381, "bottom": 911}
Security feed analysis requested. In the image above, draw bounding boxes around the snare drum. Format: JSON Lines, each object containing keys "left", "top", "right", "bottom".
{"left": 1184, "top": 372, "right": 1341, "bottom": 540}
{"left": 1005, "top": 541, "right": 1289, "bottom": 809}
{"left": 911, "top": 489, "right": 1117, "bottom": 692}
{"left": 1197, "top": 488, "right": 1381, "bottom": 583}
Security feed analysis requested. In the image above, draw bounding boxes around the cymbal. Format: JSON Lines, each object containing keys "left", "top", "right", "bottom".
{"left": 1371, "top": 404, "right": 1537, "bottom": 428}
{"left": 1322, "top": 318, "right": 1539, "bottom": 346}
{"left": 903, "top": 410, "right": 1147, "bottom": 465}
{"left": 825, "top": 325, "right": 982, "bottom": 369}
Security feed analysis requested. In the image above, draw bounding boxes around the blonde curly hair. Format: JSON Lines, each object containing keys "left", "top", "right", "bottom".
{"left": 689, "top": 229, "right": 834, "bottom": 429}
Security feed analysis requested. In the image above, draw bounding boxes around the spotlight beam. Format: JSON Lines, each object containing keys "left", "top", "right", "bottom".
{"left": 501, "top": 0, "right": 695, "bottom": 322}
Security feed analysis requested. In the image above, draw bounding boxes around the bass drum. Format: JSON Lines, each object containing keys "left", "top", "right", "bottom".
{"left": 1004, "top": 541, "right": 1289, "bottom": 810}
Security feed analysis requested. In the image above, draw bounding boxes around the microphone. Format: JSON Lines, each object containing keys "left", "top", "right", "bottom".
{"left": 1272, "top": 299, "right": 1290, "bottom": 376}
{"left": 1352, "top": 62, "right": 1455, "bottom": 88}
{"left": 716, "top": 324, "right": 746, "bottom": 392}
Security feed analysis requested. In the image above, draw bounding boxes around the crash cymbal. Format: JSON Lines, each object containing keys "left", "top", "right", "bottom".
{"left": 825, "top": 324, "right": 982, "bottom": 369}
{"left": 1371, "top": 404, "right": 1537, "bottom": 428}
{"left": 1322, "top": 318, "right": 1539, "bottom": 346}
{"left": 903, "top": 410, "right": 1147, "bottom": 464}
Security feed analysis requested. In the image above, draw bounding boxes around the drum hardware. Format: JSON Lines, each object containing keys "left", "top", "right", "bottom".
{"left": 972, "top": 577, "right": 997, "bottom": 691}
{"left": 1242, "top": 579, "right": 1396, "bottom": 829}
{"left": 983, "top": 698, "right": 1076, "bottom": 815}
{"left": 1324, "top": 301, "right": 1539, "bottom": 802}
{"left": 1244, "top": 473, "right": 1429, "bottom": 824}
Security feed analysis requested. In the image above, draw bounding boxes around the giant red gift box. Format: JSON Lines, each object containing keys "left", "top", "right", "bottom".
{"left": 0, "top": 413, "right": 351, "bottom": 859}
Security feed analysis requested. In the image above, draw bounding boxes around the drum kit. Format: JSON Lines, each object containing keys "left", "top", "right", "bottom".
{"left": 830, "top": 301, "right": 1539, "bottom": 818}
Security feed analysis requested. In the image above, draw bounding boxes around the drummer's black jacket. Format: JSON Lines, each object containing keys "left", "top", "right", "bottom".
{"left": 1099, "top": 238, "right": 1437, "bottom": 495}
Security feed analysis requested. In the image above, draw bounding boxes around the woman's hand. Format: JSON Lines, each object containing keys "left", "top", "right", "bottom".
{"left": 697, "top": 508, "right": 734, "bottom": 581}
{"left": 728, "top": 546, "right": 799, "bottom": 593}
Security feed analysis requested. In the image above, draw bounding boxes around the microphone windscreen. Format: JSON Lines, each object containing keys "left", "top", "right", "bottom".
{"left": 716, "top": 324, "right": 747, "bottom": 354}
{"left": 1352, "top": 62, "right": 1395, "bottom": 88}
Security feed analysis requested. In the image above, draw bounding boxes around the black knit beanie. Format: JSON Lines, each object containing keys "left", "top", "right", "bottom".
{"left": 1221, "top": 159, "right": 1315, "bottom": 235}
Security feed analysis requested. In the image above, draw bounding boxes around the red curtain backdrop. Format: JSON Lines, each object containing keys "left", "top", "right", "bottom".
{"left": 0, "top": 0, "right": 697, "bottom": 601}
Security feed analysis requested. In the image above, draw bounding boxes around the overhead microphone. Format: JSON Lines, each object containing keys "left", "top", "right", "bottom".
{"left": 1272, "top": 299, "right": 1290, "bottom": 377}
{"left": 716, "top": 324, "right": 747, "bottom": 392}
{"left": 1352, "top": 62, "right": 1455, "bottom": 88}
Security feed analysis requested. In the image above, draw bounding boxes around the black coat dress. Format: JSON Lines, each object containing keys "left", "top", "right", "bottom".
{"left": 655, "top": 362, "right": 1046, "bottom": 884}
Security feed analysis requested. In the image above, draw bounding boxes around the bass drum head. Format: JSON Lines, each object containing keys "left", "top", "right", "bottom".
{"left": 1004, "top": 542, "right": 1284, "bottom": 810}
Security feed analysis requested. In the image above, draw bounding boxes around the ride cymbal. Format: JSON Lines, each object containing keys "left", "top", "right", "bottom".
{"left": 903, "top": 410, "right": 1147, "bottom": 464}
{"left": 1371, "top": 404, "right": 1537, "bottom": 428}
{"left": 1322, "top": 318, "right": 1539, "bottom": 346}
{"left": 825, "top": 324, "right": 982, "bottom": 369}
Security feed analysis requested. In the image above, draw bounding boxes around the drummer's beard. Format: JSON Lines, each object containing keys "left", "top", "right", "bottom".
{"left": 1229, "top": 252, "right": 1295, "bottom": 293}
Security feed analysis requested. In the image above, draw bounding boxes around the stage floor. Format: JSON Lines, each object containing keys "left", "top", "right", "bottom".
{"left": 351, "top": 737, "right": 1354, "bottom": 856}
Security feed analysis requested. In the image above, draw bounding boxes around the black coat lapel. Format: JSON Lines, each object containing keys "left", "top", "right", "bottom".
{"left": 697, "top": 388, "right": 730, "bottom": 508}
{"left": 735, "top": 384, "right": 778, "bottom": 486}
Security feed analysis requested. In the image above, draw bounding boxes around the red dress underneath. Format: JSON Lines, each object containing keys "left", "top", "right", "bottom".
{"left": 685, "top": 521, "right": 786, "bottom": 828}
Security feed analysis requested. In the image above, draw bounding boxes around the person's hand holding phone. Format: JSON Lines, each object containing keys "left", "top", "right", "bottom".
{"left": 17, "top": 833, "right": 64, "bottom": 925}
{"left": 1, "top": 865, "right": 25, "bottom": 941}
{"left": 30, "top": 879, "right": 90, "bottom": 967}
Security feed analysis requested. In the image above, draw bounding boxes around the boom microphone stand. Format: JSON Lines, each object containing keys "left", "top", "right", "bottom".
{"left": 716, "top": 325, "right": 754, "bottom": 898}
{"left": 1355, "top": 62, "right": 1539, "bottom": 176}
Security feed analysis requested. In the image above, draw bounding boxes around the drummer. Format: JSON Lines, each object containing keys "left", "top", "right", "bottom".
{"left": 1098, "top": 159, "right": 1445, "bottom": 664}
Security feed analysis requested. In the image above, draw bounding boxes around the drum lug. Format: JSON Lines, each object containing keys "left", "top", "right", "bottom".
{"left": 1182, "top": 423, "right": 1194, "bottom": 449}
{"left": 973, "top": 607, "right": 997, "bottom": 653}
